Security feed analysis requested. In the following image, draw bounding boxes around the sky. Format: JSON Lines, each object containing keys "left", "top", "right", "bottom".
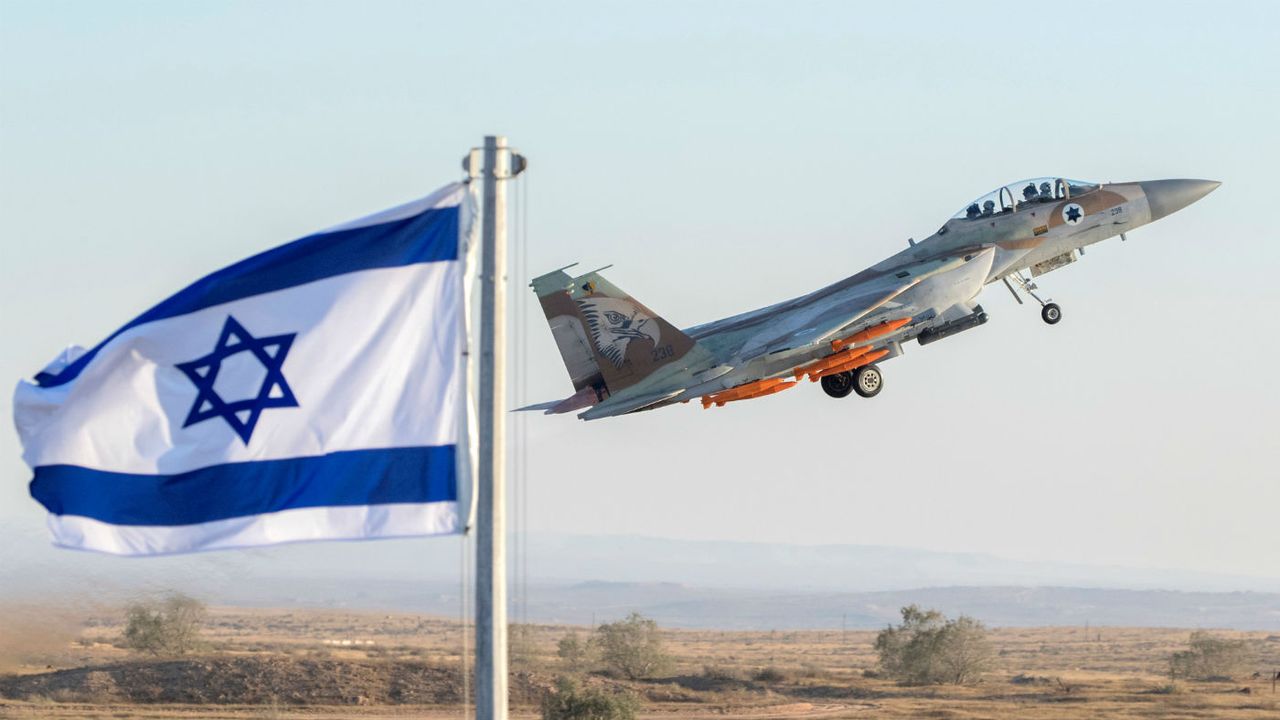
{"left": 1, "top": 1, "right": 1277, "bottom": 592}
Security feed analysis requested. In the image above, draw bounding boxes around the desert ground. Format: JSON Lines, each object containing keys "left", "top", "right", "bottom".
{"left": 1, "top": 605, "right": 1278, "bottom": 719}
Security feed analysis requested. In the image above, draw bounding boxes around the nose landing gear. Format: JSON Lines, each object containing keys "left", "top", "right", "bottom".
{"left": 1003, "top": 271, "right": 1063, "bottom": 325}
{"left": 1041, "top": 302, "right": 1062, "bottom": 325}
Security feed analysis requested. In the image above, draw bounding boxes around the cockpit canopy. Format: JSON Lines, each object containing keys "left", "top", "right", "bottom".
{"left": 952, "top": 177, "right": 1099, "bottom": 220}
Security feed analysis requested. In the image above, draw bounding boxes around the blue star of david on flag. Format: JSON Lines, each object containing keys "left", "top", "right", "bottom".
{"left": 175, "top": 316, "right": 299, "bottom": 444}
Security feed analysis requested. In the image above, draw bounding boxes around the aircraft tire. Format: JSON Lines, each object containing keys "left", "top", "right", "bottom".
{"left": 853, "top": 364, "right": 883, "bottom": 398}
{"left": 1041, "top": 303, "right": 1062, "bottom": 325}
{"left": 820, "top": 371, "right": 855, "bottom": 399}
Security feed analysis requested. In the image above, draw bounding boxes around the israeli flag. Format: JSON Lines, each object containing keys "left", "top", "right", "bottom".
{"left": 13, "top": 183, "right": 476, "bottom": 556}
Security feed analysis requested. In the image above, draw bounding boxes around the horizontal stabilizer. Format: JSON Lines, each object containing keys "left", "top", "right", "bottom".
{"left": 514, "top": 399, "right": 562, "bottom": 413}
{"left": 577, "top": 389, "right": 685, "bottom": 420}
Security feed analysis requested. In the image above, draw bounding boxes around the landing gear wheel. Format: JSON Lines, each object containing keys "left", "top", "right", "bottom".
{"left": 853, "top": 364, "right": 883, "bottom": 398}
{"left": 1041, "top": 302, "right": 1062, "bottom": 325}
{"left": 820, "top": 371, "right": 854, "bottom": 399}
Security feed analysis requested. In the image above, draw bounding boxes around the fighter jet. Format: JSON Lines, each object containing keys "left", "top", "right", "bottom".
{"left": 527, "top": 177, "right": 1219, "bottom": 419}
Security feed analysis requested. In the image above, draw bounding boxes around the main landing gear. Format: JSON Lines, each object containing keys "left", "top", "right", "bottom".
{"left": 820, "top": 364, "right": 883, "bottom": 399}
{"left": 820, "top": 371, "right": 853, "bottom": 398}
{"left": 853, "top": 364, "right": 883, "bottom": 397}
{"left": 1003, "top": 271, "right": 1062, "bottom": 325}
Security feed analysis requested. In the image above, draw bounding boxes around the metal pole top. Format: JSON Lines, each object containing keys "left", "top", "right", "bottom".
{"left": 464, "top": 137, "right": 527, "bottom": 180}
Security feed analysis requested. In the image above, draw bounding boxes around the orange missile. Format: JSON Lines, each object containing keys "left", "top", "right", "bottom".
{"left": 831, "top": 347, "right": 890, "bottom": 373}
{"left": 831, "top": 317, "right": 912, "bottom": 351}
{"left": 705, "top": 380, "right": 798, "bottom": 407}
{"left": 811, "top": 348, "right": 890, "bottom": 381}
{"left": 792, "top": 345, "right": 875, "bottom": 380}
{"left": 701, "top": 377, "right": 788, "bottom": 408}
{"left": 810, "top": 348, "right": 890, "bottom": 381}
{"left": 736, "top": 380, "right": 797, "bottom": 402}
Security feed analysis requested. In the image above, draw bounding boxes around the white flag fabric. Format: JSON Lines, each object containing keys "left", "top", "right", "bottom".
{"left": 13, "top": 182, "right": 475, "bottom": 555}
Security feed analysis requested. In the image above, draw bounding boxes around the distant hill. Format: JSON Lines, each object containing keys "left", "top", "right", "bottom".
{"left": 4, "top": 525, "right": 1278, "bottom": 630}
{"left": 164, "top": 577, "right": 1280, "bottom": 630}
{"left": 523, "top": 533, "right": 1280, "bottom": 594}
{"left": 500, "top": 582, "right": 1280, "bottom": 630}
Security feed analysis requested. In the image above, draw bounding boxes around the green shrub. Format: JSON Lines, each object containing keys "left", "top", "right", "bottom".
{"left": 123, "top": 592, "right": 206, "bottom": 655}
{"left": 558, "top": 629, "right": 595, "bottom": 673}
{"left": 1169, "top": 632, "right": 1254, "bottom": 681}
{"left": 594, "top": 613, "right": 672, "bottom": 680}
{"left": 541, "top": 677, "right": 638, "bottom": 720}
{"left": 874, "top": 605, "right": 993, "bottom": 685}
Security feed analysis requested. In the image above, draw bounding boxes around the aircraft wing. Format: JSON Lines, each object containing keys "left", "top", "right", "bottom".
{"left": 734, "top": 253, "right": 975, "bottom": 361}
{"left": 736, "top": 285, "right": 910, "bottom": 361}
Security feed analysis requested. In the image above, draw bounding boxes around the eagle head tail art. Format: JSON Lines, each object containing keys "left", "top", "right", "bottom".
{"left": 576, "top": 298, "right": 661, "bottom": 369}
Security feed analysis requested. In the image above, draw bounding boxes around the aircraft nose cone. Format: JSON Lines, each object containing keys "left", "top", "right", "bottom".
{"left": 1140, "top": 179, "right": 1221, "bottom": 222}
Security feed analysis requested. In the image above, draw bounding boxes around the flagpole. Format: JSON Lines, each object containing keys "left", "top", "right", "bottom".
{"left": 467, "top": 135, "right": 525, "bottom": 720}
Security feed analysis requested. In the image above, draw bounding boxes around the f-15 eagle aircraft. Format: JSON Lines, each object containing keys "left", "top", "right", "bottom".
{"left": 527, "top": 177, "right": 1219, "bottom": 420}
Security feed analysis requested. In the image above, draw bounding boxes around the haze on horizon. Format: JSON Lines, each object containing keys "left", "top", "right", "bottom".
{"left": 2, "top": 1, "right": 1277, "bottom": 596}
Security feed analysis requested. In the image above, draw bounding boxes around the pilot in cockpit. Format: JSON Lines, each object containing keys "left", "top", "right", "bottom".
{"left": 966, "top": 202, "right": 980, "bottom": 219}
{"left": 982, "top": 200, "right": 995, "bottom": 216}
{"left": 1023, "top": 183, "right": 1038, "bottom": 202}
{"left": 1039, "top": 181, "right": 1052, "bottom": 199}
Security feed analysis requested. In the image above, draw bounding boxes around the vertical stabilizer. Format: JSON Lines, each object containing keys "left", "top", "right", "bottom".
{"left": 530, "top": 267, "right": 609, "bottom": 401}
{"left": 530, "top": 267, "right": 697, "bottom": 398}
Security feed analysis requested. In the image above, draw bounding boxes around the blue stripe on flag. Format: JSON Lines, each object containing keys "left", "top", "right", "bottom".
{"left": 29, "top": 446, "right": 456, "bottom": 527}
{"left": 35, "top": 202, "right": 459, "bottom": 388}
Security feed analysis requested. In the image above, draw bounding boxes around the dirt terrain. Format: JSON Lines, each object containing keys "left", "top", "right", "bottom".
{"left": 1, "top": 605, "right": 1278, "bottom": 718}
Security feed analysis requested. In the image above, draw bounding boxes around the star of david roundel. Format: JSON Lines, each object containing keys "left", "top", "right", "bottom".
{"left": 1062, "top": 203, "right": 1085, "bottom": 225}
{"left": 175, "top": 316, "right": 299, "bottom": 444}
